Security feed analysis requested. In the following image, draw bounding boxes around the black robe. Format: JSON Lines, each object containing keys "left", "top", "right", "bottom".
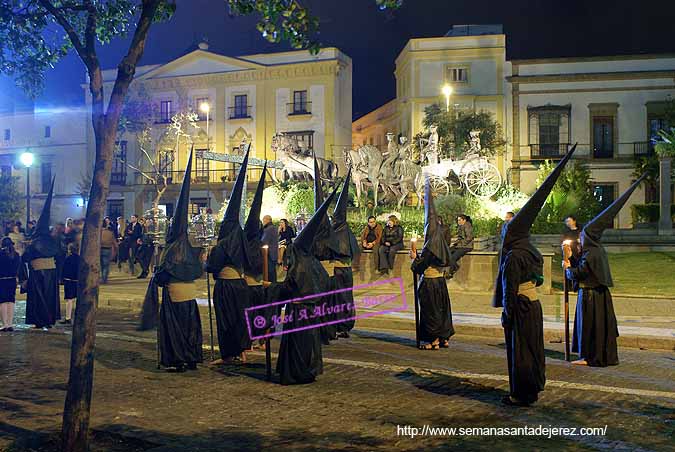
{"left": 334, "top": 264, "right": 356, "bottom": 333}
{"left": 500, "top": 248, "right": 546, "bottom": 404}
{"left": 207, "top": 240, "right": 251, "bottom": 359}
{"left": 275, "top": 247, "right": 329, "bottom": 385}
{"left": 20, "top": 248, "right": 61, "bottom": 327}
{"left": 411, "top": 249, "right": 454, "bottom": 342}
{"left": 566, "top": 248, "right": 619, "bottom": 367}
{"left": 0, "top": 251, "right": 21, "bottom": 302}
{"left": 158, "top": 286, "right": 204, "bottom": 368}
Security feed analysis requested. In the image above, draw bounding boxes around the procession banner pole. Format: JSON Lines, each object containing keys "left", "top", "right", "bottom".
{"left": 262, "top": 245, "right": 272, "bottom": 381}
{"left": 562, "top": 240, "right": 571, "bottom": 362}
{"left": 410, "top": 238, "right": 420, "bottom": 349}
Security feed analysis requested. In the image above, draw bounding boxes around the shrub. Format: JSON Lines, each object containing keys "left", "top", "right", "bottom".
{"left": 631, "top": 204, "right": 675, "bottom": 224}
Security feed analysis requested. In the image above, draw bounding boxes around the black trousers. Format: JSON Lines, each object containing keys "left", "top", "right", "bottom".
{"left": 378, "top": 242, "right": 403, "bottom": 271}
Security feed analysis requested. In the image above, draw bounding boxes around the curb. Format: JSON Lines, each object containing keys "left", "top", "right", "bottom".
{"left": 100, "top": 298, "right": 674, "bottom": 352}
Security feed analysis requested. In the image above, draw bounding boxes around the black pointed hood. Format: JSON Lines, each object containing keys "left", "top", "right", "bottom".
{"left": 26, "top": 177, "right": 59, "bottom": 258}
{"left": 33, "top": 177, "right": 54, "bottom": 239}
{"left": 243, "top": 164, "right": 267, "bottom": 278}
{"left": 423, "top": 177, "right": 453, "bottom": 266}
{"left": 158, "top": 148, "right": 203, "bottom": 282}
{"left": 295, "top": 187, "right": 337, "bottom": 256}
{"left": 220, "top": 145, "right": 250, "bottom": 233}
{"left": 332, "top": 168, "right": 360, "bottom": 259}
{"left": 582, "top": 173, "right": 647, "bottom": 248}
{"left": 313, "top": 151, "right": 324, "bottom": 210}
{"left": 209, "top": 144, "right": 252, "bottom": 274}
{"left": 311, "top": 152, "right": 338, "bottom": 259}
{"left": 502, "top": 143, "right": 578, "bottom": 250}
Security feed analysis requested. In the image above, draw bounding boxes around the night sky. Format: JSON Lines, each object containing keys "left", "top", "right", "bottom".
{"left": 2, "top": 0, "right": 674, "bottom": 119}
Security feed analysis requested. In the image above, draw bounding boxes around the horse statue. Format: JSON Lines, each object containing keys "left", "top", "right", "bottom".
{"left": 270, "top": 132, "right": 338, "bottom": 183}
{"left": 345, "top": 137, "right": 424, "bottom": 208}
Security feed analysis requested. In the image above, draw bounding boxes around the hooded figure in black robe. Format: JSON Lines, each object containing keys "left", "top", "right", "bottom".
{"left": 243, "top": 163, "right": 274, "bottom": 339}
{"left": 493, "top": 144, "right": 578, "bottom": 406}
{"left": 332, "top": 168, "right": 360, "bottom": 337}
{"left": 207, "top": 146, "right": 252, "bottom": 363}
{"left": 276, "top": 188, "right": 337, "bottom": 384}
{"left": 140, "top": 150, "right": 204, "bottom": 371}
{"left": 311, "top": 154, "right": 340, "bottom": 344}
{"left": 566, "top": 174, "right": 646, "bottom": 367}
{"left": 411, "top": 178, "right": 455, "bottom": 348}
{"left": 19, "top": 178, "right": 61, "bottom": 329}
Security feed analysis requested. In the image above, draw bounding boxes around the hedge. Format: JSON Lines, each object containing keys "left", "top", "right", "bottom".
{"left": 631, "top": 204, "right": 675, "bottom": 224}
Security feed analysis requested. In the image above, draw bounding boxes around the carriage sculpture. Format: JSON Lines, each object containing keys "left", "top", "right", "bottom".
{"left": 421, "top": 154, "right": 501, "bottom": 198}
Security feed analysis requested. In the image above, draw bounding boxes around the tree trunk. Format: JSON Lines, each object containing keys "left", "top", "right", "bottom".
{"left": 658, "top": 157, "right": 673, "bottom": 235}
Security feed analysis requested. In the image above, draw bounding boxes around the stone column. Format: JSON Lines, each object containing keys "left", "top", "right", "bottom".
{"left": 658, "top": 156, "right": 673, "bottom": 235}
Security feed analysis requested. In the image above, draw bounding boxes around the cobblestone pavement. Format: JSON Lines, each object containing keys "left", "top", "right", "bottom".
{"left": 1, "top": 307, "right": 673, "bottom": 452}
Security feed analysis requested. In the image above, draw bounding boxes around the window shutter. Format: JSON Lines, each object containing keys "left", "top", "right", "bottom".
{"left": 529, "top": 113, "right": 538, "bottom": 144}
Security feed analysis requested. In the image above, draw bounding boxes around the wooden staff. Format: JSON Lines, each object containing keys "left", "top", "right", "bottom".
{"left": 562, "top": 240, "right": 571, "bottom": 362}
{"left": 410, "top": 238, "right": 420, "bottom": 349}
{"left": 262, "top": 244, "right": 272, "bottom": 381}
{"left": 205, "top": 256, "right": 215, "bottom": 361}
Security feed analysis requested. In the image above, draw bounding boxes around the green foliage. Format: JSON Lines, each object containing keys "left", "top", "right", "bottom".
{"left": 285, "top": 186, "right": 314, "bottom": 219}
{"left": 531, "top": 159, "right": 601, "bottom": 233}
{"left": 0, "top": 175, "right": 23, "bottom": 223}
{"left": 420, "top": 104, "right": 505, "bottom": 159}
{"left": 654, "top": 128, "right": 675, "bottom": 158}
{"left": 433, "top": 194, "right": 467, "bottom": 222}
{"left": 631, "top": 204, "right": 675, "bottom": 224}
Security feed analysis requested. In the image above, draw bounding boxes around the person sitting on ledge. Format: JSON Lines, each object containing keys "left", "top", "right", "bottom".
{"left": 360, "top": 216, "right": 383, "bottom": 252}
{"left": 447, "top": 214, "right": 474, "bottom": 278}
{"left": 378, "top": 215, "right": 404, "bottom": 275}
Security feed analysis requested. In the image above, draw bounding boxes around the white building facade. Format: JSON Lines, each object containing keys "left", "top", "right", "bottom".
{"left": 0, "top": 106, "right": 89, "bottom": 223}
{"left": 353, "top": 25, "right": 675, "bottom": 227}
{"left": 86, "top": 44, "right": 352, "bottom": 219}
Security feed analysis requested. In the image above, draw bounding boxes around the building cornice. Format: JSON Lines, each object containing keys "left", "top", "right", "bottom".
{"left": 507, "top": 70, "right": 675, "bottom": 84}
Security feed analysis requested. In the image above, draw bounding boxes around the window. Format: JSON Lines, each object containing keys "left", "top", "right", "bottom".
{"left": 196, "top": 97, "right": 209, "bottom": 120}
{"left": 446, "top": 67, "right": 469, "bottom": 83}
{"left": 592, "top": 116, "right": 614, "bottom": 158}
{"left": 286, "top": 130, "right": 314, "bottom": 152}
{"left": 593, "top": 184, "right": 617, "bottom": 219}
{"left": 291, "top": 90, "right": 309, "bottom": 114}
{"left": 107, "top": 199, "right": 124, "bottom": 220}
{"left": 194, "top": 148, "right": 210, "bottom": 183}
{"left": 159, "top": 100, "right": 172, "bottom": 123}
{"left": 649, "top": 118, "right": 667, "bottom": 143}
{"left": 528, "top": 106, "right": 570, "bottom": 157}
{"left": 232, "top": 95, "right": 249, "bottom": 119}
{"left": 1, "top": 165, "right": 11, "bottom": 178}
{"left": 111, "top": 141, "right": 127, "bottom": 185}
{"left": 158, "top": 151, "right": 174, "bottom": 183}
{"left": 41, "top": 162, "right": 52, "bottom": 193}
{"left": 44, "top": 126, "right": 51, "bottom": 138}
{"left": 3, "top": 129, "right": 10, "bottom": 141}
{"left": 189, "top": 198, "right": 208, "bottom": 216}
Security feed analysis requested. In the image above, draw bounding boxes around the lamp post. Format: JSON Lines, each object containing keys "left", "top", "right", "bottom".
{"left": 20, "top": 151, "right": 34, "bottom": 226}
{"left": 442, "top": 84, "right": 453, "bottom": 113}
{"left": 200, "top": 102, "right": 212, "bottom": 208}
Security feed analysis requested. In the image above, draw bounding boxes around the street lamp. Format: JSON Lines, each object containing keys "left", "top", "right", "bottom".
{"left": 442, "top": 84, "right": 453, "bottom": 113}
{"left": 20, "top": 152, "right": 34, "bottom": 226}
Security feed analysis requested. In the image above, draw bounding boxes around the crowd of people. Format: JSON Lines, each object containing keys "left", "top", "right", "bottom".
{"left": 1, "top": 144, "right": 639, "bottom": 407}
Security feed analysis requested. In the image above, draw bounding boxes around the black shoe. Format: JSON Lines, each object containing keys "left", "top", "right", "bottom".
{"left": 501, "top": 396, "right": 531, "bottom": 407}
{"left": 58, "top": 319, "right": 71, "bottom": 325}
{"left": 337, "top": 331, "right": 350, "bottom": 338}
{"left": 166, "top": 365, "right": 186, "bottom": 373}
{"left": 137, "top": 273, "right": 148, "bottom": 279}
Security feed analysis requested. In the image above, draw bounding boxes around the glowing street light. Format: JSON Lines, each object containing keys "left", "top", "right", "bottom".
{"left": 20, "top": 151, "right": 34, "bottom": 225}
{"left": 442, "top": 84, "right": 453, "bottom": 112}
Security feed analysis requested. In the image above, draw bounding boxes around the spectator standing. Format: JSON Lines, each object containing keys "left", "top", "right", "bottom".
{"left": 8, "top": 224, "right": 25, "bottom": 256}
{"left": 277, "top": 218, "right": 296, "bottom": 265}
{"left": 261, "top": 215, "right": 278, "bottom": 282}
{"left": 125, "top": 214, "right": 143, "bottom": 275}
{"left": 0, "top": 237, "right": 21, "bottom": 331}
{"left": 59, "top": 242, "right": 80, "bottom": 325}
{"left": 378, "top": 215, "right": 404, "bottom": 275}
{"left": 100, "top": 220, "right": 118, "bottom": 283}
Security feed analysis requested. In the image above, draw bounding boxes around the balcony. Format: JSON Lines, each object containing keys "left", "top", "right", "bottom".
{"left": 133, "top": 168, "right": 237, "bottom": 185}
{"left": 110, "top": 172, "right": 127, "bottom": 185}
{"left": 287, "top": 101, "right": 312, "bottom": 116}
{"left": 228, "top": 106, "right": 252, "bottom": 120}
{"left": 633, "top": 141, "right": 655, "bottom": 157}
{"left": 529, "top": 143, "right": 570, "bottom": 159}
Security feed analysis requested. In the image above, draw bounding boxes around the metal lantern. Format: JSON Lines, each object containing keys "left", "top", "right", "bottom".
{"left": 144, "top": 206, "right": 168, "bottom": 246}
{"left": 190, "top": 207, "right": 216, "bottom": 247}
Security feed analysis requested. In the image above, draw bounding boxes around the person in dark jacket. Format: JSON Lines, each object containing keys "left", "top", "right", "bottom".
{"left": 447, "top": 214, "right": 474, "bottom": 277}
{"left": 277, "top": 219, "right": 296, "bottom": 266}
{"left": 378, "top": 215, "right": 404, "bottom": 274}
{"left": 0, "top": 237, "right": 21, "bottom": 331}
{"left": 59, "top": 242, "right": 80, "bottom": 325}
{"left": 125, "top": 215, "right": 143, "bottom": 275}
{"left": 261, "top": 215, "right": 278, "bottom": 283}
{"left": 565, "top": 174, "right": 646, "bottom": 367}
